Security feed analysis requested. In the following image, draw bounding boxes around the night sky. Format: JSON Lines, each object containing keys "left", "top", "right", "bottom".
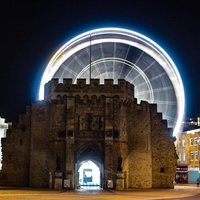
{"left": 0, "top": 0, "right": 199, "bottom": 122}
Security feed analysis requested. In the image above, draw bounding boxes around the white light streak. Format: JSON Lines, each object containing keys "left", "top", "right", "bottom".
{"left": 39, "top": 27, "right": 185, "bottom": 136}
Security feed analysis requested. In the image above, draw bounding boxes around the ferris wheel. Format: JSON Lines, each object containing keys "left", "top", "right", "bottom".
{"left": 39, "top": 28, "right": 185, "bottom": 136}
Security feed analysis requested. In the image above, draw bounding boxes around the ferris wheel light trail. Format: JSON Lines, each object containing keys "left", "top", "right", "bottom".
{"left": 39, "top": 27, "right": 185, "bottom": 136}
{"left": 75, "top": 57, "right": 154, "bottom": 101}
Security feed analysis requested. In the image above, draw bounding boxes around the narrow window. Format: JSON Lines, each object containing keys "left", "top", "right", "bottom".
{"left": 160, "top": 167, "right": 165, "bottom": 173}
{"left": 190, "top": 138, "right": 193, "bottom": 146}
{"left": 190, "top": 151, "right": 194, "bottom": 160}
{"left": 194, "top": 137, "right": 198, "bottom": 146}
{"left": 178, "top": 153, "right": 181, "bottom": 161}
{"left": 182, "top": 139, "right": 185, "bottom": 147}
{"left": 195, "top": 151, "right": 198, "bottom": 160}
{"left": 182, "top": 152, "right": 186, "bottom": 161}
{"left": 86, "top": 113, "right": 92, "bottom": 130}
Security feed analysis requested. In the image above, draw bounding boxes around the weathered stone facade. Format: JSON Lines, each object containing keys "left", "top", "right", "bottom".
{"left": 1, "top": 79, "right": 177, "bottom": 189}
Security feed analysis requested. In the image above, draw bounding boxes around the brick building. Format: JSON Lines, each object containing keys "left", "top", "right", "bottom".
{"left": 1, "top": 78, "right": 177, "bottom": 189}
{"left": 175, "top": 121, "right": 200, "bottom": 184}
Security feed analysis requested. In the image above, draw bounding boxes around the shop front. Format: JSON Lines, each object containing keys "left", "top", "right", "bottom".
{"left": 175, "top": 166, "right": 188, "bottom": 183}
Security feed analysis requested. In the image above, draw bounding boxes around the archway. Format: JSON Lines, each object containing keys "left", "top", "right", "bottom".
{"left": 74, "top": 144, "right": 104, "bottom": 190}
{"left": 77, "top": 160, "right": 101, "bottom": 189}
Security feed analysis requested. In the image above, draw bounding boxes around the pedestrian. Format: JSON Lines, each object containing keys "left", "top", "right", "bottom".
{"left": 197, "top": 178, "right": 200, "bottom": 187}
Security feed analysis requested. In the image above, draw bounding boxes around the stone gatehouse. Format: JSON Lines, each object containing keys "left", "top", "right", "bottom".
{"left": 1, "top": 79, "right": 177, "bottom": 189}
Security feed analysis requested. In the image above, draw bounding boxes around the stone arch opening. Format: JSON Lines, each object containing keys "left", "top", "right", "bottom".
{"left": 77, "top": 160, "right": 101, "bottom": 189}
{"left": 75, "top": 145, "right": 104, "bottom": 189}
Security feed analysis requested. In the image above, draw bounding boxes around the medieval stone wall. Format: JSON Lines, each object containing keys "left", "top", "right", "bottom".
{"left": 1, "top": 79, "right": 177, "bottom": 189}
{"left": 1, "top": 107, "right": 31, "bottom": 186}
{"left": 29, "top": 102, "right": 51, "bottom": 187}
{"left": 150, "top": 104, "right": 177, "bottom": 188}
{"left": 127, "top": 101, "right": 152, "bottom": 188}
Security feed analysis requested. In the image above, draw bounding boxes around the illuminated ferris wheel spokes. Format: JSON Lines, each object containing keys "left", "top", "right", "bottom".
{"left": 39, "top": 28, "right": 185, "bottom": 136}
{"left": 75, "top": 57, "right": 154, "bottom": 102}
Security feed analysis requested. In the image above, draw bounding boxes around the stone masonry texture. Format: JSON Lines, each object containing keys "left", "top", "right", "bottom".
{"left": 0, "top": 79, "right": 177, "bottom": 189}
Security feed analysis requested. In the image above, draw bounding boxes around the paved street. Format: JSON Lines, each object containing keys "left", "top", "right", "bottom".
{"left": 0, "top": 184, "right": 200, "bottom": 200}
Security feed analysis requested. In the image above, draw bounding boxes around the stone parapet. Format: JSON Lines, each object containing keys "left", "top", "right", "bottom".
{"left": 44, "top": 78, "right": 134, "bottom": 101}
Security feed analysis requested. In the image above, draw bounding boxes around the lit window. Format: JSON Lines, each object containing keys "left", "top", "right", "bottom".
{"left": 178, "top": 153, "right": 181, "bottom": 161}
{"left": 182, "top": 139, "right": 185, "bottom": 147}
{"left": 183, "top": 153, "right": 186, "bottom": 161}
{"left": 178, "top": 140, "right": 181, "bottom": 147}
{"left": 190, "top": 138, "right": 193, "bottom": 146}
{"left": 194, "top": 137, "right": 198, "bottom": 146}
{"left": 190, "top": 151, "right": 194, "bottom": 160}
{"left": 195, "top": 151, "right": 198, "bottom": 160}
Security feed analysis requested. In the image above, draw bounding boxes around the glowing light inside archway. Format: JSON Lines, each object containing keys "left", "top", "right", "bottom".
{"left": 39, "top": 28, "right": 185, "bottom": 136}
{"left": 78, "top": 160, "right": 100, "bottom": 186}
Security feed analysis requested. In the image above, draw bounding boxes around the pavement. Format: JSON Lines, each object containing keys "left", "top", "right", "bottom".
{"left": 0, "top": 184, "right": 200, "bottom": 200}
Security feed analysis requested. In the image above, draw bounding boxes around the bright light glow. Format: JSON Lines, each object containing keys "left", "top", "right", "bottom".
{"left": 78, "top": 160, "right": 100, "bottom": 186}
{"left": 39, "top": 27, "right": 185, "bottom": 136}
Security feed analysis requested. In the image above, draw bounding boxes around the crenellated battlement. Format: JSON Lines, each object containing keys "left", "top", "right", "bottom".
{"left": 44, "top": 78, "right": 135, "bottom": 101}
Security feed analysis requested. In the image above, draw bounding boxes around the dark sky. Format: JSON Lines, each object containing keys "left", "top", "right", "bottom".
{"left": 0, "top": 0, "right": 199, "bottom": 122}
